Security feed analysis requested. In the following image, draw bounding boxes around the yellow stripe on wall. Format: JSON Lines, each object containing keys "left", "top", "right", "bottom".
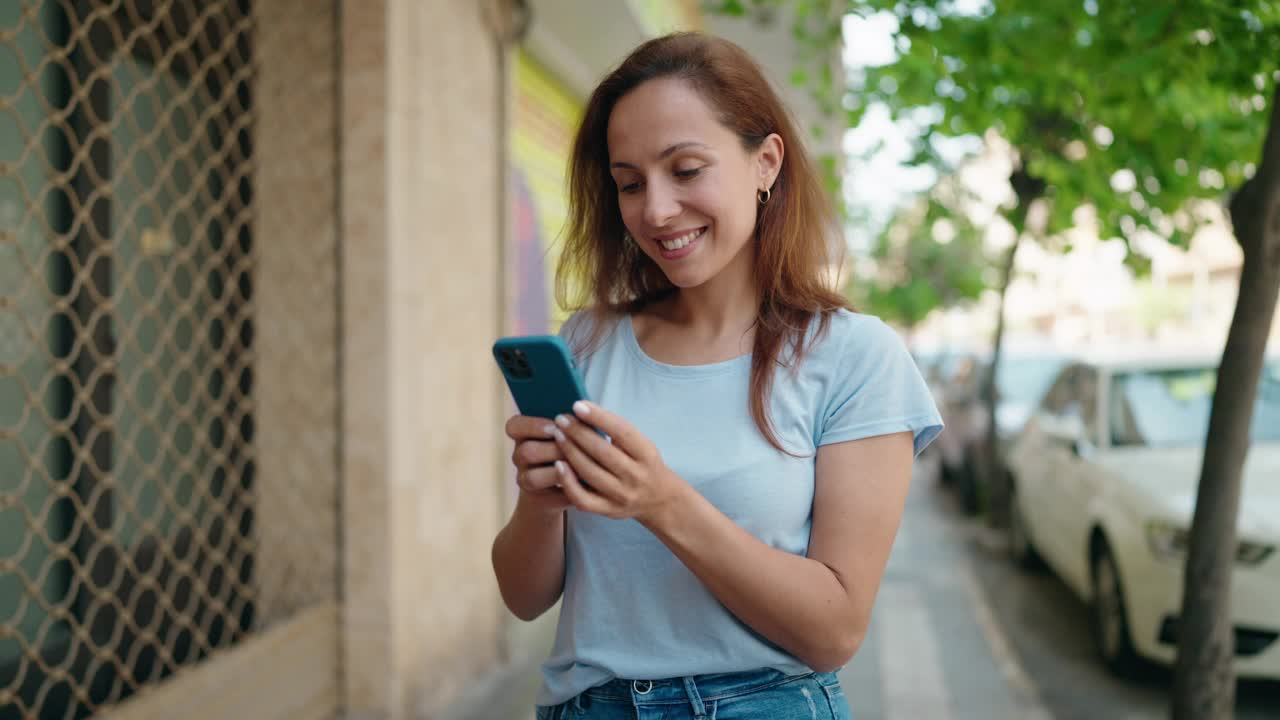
{"left": 510, "top": 50, "right": 583, "bottom": 332}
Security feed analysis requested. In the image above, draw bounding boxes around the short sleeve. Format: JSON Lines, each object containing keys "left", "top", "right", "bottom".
{"left": 817, "top": 317, "right": 944, "bottom": 456}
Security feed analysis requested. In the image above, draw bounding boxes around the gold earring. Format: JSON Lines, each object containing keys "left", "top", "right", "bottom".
{"left": 757, "top": 188, "right": 771, "bottom": 204}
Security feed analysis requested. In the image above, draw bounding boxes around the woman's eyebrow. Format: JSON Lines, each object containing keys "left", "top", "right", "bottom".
{"left": 610, "top": 141, "right": 711, "bottom": 170}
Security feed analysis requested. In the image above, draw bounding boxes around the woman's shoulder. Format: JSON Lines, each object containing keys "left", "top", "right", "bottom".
{"left": 790, "top": 309, "right": 912, "bottom": 378}
{"left": 811, "top": 308, "right": 902, "bottom": 353}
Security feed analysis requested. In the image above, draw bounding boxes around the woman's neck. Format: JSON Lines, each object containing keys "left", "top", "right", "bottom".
{"left": 660, "top": 246, "right": 759, "bottom": 339}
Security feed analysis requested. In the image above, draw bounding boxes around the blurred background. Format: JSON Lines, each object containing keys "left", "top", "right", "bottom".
{"left": 2, "top": 1, "right": 1278, "bottom": 719}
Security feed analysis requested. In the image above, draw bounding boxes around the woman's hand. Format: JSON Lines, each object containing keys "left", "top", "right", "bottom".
{"left": 549, "top": 401, "right": 686, "bottom": 525}
{"left": 505, "top": 415, "right": 571, "bottom": 514}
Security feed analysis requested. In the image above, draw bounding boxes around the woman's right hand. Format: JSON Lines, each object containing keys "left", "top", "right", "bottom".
{"left": 506, "top": 415, "right": 571, "bottom": 513}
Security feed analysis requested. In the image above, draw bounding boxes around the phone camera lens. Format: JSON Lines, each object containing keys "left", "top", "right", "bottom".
{"left": 498, "top": 346, "right": 535, "bottom": 379}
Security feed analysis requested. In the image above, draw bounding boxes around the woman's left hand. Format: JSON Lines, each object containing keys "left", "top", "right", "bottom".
{"left": 547, "top": 401, "right": 685, "bottom": 525}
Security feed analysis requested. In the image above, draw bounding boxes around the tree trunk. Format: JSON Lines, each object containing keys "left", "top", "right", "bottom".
{"left": 983, "top": 166, "right": 1045, "bottom": 527}
{"left": 1172, "top": 84, "right": 1280, "bottom": 720}
{"left": 980, "top": 232, "right": 1019, "bottom": 524}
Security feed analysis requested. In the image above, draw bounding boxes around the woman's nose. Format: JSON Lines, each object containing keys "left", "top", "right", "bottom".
{"left": 642, "top": 183, "right": 680, "bottom": 228}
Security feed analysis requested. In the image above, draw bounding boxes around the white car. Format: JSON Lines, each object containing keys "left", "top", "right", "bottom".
{"left": 1006, "top": 353, "right": 1280, "bottom": 679}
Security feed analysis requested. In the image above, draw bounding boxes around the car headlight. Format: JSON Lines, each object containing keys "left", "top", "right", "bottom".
{"left": 1145, "top": 521, "right": 1275, "bottom": 566}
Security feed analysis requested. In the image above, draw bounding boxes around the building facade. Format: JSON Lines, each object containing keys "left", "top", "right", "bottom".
{"left": 3, "top": 1, "right": 824, "bottom": 718}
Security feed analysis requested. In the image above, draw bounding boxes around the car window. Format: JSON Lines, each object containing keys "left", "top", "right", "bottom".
{"left": 996, "top": 356, "right": 1067, "bottom": 407}
{"left": 1040, "top": 366, "right": 1077, "bottom": 416}
{"left": 1110, "top": 362, "right": 1280, "bottom": 448}
{"left": 1076, "top": 367, "right": 1100, "bottom": 444}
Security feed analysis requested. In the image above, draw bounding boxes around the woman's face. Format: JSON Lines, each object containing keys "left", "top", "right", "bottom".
{"left": 607, "top": 78, "right": 782, "bottom": 290}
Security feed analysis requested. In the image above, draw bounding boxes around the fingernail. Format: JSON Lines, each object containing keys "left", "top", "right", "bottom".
{"left": 552, "top": 428, "right": 565, "bottom": 443}
{"left": 554, "top": 460, "right": 567, "bottom": 475}
{"left": 555, "top": 414, "right": 571, "bottom": 428}
{"left": 542, "top": 424, "right": 556, "bottom": 437}
{"left": 573, "top": 400, "right": 591, "bottom": 416}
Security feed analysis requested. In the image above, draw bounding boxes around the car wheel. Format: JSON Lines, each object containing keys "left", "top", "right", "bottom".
{"left": 1091, "top": 541, "right": 1141, "bottom": 677}
{"left": 1008, "top": 482, "right": 1042, "bottom": 570}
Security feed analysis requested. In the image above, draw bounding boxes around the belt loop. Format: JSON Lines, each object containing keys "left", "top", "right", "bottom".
{"left": 681, "top": 676, "right": 707, "bottom": 718}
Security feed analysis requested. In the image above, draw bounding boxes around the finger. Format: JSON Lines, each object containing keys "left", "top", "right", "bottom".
{"left": 505, "top": 415, "right": 558, "bottom": 442}
{"left": 554, "top": 413, "right": 634, "bottom": 476}
{"left": 570, "top": 401, "right": 650, "bottom": 460}
{"left": 552, "top": 426, "right": 624, "bottom": 501}
{"left": 555, "top": 460, "right": 614, "bottom": 517}
{"left": 518, "top": 479, "right": 571, "bottom": 510}
{"left": 517, "top": 465, "right": 561, "bottom": 492}
{"left": 512, "top": 439, "right": 563, "bottom": 469}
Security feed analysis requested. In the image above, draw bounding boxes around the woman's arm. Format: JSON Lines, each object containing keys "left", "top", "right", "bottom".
{"left": 491, "top": 416, "right": 571, "bottom": 621}
{"left": 643, "top": 432, "right": 914, "bottom": 671}
{"left": 491, "top": 494, "right": 566, "bottom": 621}
{"left": 551, "top": 402, "right": 914, "bottom": 671}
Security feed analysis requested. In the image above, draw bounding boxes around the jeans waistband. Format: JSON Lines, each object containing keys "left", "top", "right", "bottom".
{"left": 584, "top": 668, "right": 836, "bottom": 705}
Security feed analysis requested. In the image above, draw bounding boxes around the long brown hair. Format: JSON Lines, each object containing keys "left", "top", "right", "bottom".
{"left": 556, "top": 32, "right": 851, "bottom": 454}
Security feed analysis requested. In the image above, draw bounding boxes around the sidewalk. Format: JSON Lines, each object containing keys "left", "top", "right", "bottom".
{"left": 838, "top": 455, "right": 1052, "bottom": 720}
{"left": 456, "top": 457, "right": 1052, "bottom": 720}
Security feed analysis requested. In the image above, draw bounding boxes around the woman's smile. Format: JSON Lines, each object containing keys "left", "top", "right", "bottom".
{"left": 655, "top": 226, "right": 707, "bottom": 259}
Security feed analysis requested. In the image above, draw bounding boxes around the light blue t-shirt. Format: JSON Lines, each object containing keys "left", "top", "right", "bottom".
{"left": 537, "top": 308, "right": 943, "bottom": 706}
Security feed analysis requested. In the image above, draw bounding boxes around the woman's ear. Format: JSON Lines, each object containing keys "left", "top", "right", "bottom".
{"left": 756, "top": 133, "right": 784, "bottom": 191}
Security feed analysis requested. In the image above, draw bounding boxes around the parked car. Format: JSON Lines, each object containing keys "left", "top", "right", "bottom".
{"left": 1006, "top": 353, "right": 1280, "bottom": 679}
{"left": 955, "top": 350, "right": 1070, "bottom": 513}
{"left": 932, "top": 351, "right": 986, "bottom": 489}
{"left": 942, "top": 345, "right": 1070, "bottom": 509}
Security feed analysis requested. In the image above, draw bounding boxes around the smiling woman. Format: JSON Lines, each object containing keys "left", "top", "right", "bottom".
{"left": 491, "top": 32, "right": 943, "bottom": 720}
{"left": 607, "top": 79, "right": 778, "bottom": 289}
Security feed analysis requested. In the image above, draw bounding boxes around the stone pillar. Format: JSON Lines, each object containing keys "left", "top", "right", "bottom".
{"left": 341, "top": 1, "right": 507, "bottom": 717}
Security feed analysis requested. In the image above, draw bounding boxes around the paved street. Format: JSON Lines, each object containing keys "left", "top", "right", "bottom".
{"left": 963, "top": 486, "right": 1280, "bottom": 720}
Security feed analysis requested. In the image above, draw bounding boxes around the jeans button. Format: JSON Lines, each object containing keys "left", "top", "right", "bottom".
{"left": 633, "top": 679, "right": 653, "bottom": 695}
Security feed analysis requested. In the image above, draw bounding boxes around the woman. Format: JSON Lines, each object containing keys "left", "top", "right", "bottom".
{"left": 492, "top": 32, "right": 942, "bottom": 720}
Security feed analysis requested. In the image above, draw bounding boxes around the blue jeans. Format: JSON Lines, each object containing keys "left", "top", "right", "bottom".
{"left": 535, "top": 669, "right": 852, "bottom": 719}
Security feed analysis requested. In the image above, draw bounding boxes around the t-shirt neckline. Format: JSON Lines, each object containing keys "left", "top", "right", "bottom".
{"left": 622, "top": 314, "right": 752, "bottom": 378}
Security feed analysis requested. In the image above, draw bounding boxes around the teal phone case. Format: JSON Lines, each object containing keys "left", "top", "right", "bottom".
{"left": 493, "top": 335, "right": 590, "bottom": 420}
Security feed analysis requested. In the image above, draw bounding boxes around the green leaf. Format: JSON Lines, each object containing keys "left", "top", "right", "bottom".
{"left": 1136, "top": 5, "right": 1174, "bottom": 42}
{"left": 712, "top": 0, "right": 747, "bottom": 17}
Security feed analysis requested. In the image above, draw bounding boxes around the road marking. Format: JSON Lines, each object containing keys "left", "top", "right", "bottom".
{"left": 878, "top": 583, "right": 955, "bottom": 720}
{"left": 959, "top": 562, "right": 1056, "bottom": 720}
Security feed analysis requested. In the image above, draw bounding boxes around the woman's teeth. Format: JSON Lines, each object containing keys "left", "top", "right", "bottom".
{"left": 659, "top": 227, "right": 705, "bottom": 251}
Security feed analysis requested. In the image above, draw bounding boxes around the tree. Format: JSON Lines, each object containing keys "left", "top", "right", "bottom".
{"left": 850, "top": 180, "right": 988, "bottom": 333}
{"left": 842, "top": 2, "right": 1279, "bottom": 716}
{"left": 847, "top": 3, "right": 1098, "bottom": 527}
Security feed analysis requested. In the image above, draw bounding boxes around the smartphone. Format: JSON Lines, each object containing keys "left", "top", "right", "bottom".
{"left": 492, "top": 335, "right": 590, "bottom": 420}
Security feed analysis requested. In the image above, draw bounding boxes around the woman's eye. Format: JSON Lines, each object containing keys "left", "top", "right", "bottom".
{"left": 619, "top": 181, "right": 641, "bottom": 194}
{"left": 675, "top": 168, "right": 702, "bottom": 179}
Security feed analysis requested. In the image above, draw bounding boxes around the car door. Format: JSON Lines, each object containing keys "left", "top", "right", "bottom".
{"left": 1053, "top": 365, "right": 1105, "bottom": 593}
{"left": 1013, "top": 365, "right": 1076, "bottom": 570}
